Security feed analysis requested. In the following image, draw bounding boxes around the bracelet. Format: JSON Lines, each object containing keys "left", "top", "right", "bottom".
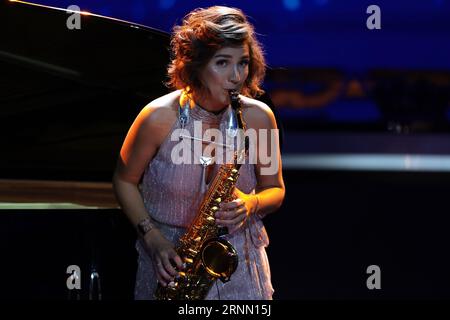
{"left": 253, "top": 194, "right": 260, "bottom": 217}
{"left": 137, "top": 217, "right": 156, "bottom": 237}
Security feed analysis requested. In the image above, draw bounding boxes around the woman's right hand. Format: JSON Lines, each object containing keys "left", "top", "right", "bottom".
{"left": 142, "top": 229, "right": 184, "bottom": 287}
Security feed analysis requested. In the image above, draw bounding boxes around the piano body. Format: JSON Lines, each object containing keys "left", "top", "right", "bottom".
{"left": 0, "top": 0, "right": 170, "bottom": 299}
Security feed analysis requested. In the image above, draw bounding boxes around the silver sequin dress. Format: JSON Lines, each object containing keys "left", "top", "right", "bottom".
{"left": 134, "top": 104, "right": 274, "bottom": 300}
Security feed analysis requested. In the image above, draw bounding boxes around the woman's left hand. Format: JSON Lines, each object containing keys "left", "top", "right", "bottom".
{"left": 215, "top": 188, "right": 257, "bottom": 234}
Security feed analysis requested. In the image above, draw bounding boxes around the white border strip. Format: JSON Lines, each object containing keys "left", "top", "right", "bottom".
{"left": 282, "top": 154, "right": 450, "bottom": 172}
{"left": 0, "top": 202, "right": 101, "bottom": 210}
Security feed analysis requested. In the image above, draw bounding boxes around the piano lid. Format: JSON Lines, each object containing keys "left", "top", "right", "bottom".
{"left": 0, "top": 0, "right": 171, "bottom": 182}
{"left": 1, "top": 0, "right": 170, "bottom": 93}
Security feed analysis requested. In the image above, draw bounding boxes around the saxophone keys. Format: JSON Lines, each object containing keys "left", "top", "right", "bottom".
{"left": 188, "top": 248, "right": 198, "bottom": 255}
{"left": 214, "top": 197, "right": 222, "bottom": 203}
{"left": 210, "top": 206, "right": 219, "bottom": 212}
{"left": 227, "top": 177, "right": 234, "bottom": 182}
{"left": 206, "top": 216, "right": 215, "bottom": 223}
{"left": 184, "top": 257, "right": 193, "bottom": 264}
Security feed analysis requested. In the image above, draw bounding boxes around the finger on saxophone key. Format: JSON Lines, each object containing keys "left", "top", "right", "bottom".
{"left": 173, "top": 254, "right": 185, "bottom": 270}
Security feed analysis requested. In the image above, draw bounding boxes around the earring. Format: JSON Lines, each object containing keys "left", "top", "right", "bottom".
{"left": 179, "top": 100, "right": 190, "bottom": 129}
{"left": 225, "top": 107, "right": 238, "bottom": 138}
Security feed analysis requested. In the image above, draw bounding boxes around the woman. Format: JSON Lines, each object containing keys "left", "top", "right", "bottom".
{"left": 112, "top": 6, "right": 285, "bottom": 300}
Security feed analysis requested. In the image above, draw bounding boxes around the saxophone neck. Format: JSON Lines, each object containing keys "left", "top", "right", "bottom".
{"left": 228, "top": 90, "right": 249, "bottom": 161}
{"left": 229, "top": 90, "right": 246, "bottom": 131}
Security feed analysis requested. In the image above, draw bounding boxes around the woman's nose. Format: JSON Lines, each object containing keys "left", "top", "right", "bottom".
{"left": 229, "top": 66, "right": 241, "bottom": 84}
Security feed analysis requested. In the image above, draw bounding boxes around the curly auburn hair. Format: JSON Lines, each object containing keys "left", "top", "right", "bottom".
{"left": 166, "top": 6, "right": 266, "bottom": 98}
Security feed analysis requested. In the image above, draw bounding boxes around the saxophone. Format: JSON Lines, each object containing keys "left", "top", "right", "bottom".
{"left": 154, "top": 90, "right": 247, "bottom": 300}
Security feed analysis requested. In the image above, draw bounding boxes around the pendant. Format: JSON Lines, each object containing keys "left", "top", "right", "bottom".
{"left": 200, "top": 156, "right": 213, "bottom": 167}
{"left": 199, "top": 156, "right": 213, "bottom": 193}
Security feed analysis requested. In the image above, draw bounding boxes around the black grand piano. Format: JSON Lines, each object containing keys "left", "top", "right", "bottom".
{"left": 0, "top": 0, "right": 170, "bottom": 299}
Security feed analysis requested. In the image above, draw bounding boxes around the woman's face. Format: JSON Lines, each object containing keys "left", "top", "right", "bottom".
{"left": 197, "top": 45, "right": 250, "bottom": 111}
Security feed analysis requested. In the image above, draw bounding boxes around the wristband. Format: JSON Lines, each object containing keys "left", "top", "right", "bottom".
{"left": 137, "top": 217, "right": 156, "bottom": 237}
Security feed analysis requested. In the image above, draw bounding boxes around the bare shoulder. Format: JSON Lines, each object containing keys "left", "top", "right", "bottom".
{"left": 140, "top": 90, "right": 180, "bottom": 124}
{"left": 239, "top": 95, "right": 277, "bottom": 130}
{"left": 132, "top": 90, "right": 181, "bottom": 145}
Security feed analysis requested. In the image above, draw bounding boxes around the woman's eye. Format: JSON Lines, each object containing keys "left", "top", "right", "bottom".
{"left": 240, "top": 60, "right": 249, "bottom": 66}
{"left": 216, "top": 60, "right": 228, "bottom": 66}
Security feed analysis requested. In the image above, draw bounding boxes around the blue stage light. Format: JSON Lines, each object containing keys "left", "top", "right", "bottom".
{"left": 283, "top": 0, "right": 301, "bottom": 11}
{"left": 159, "top": 0, "right": 175, "bottom": 10}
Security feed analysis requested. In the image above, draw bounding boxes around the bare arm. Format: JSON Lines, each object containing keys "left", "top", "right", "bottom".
{"left": 215, "top": 99, "right": 285, "bottom": 232}
{"left": 112, "top": 172, "right": 151, "bottom": 233}
{"left": 252, "top": 102, "right": 285, "bottom": 218}
{"left": 112, "top": 104, "right": 161, "bottom": 230}
{"left": 112, "top": 102, "right": 183, "bottom": 286}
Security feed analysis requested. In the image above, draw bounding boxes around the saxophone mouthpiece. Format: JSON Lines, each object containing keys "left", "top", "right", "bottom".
{"left": 228, "top": 89, "right": 238, "bottom": 99}
{"left": 228, "top": 90, "right": 240, "bottom": 111}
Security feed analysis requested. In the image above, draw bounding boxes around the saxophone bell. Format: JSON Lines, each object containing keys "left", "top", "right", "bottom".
{"left": 201, "top": 237, "right": 238, "bottom": 283}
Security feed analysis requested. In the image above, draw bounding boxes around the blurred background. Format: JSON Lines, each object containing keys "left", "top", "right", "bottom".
{"left": 1, "top": 0, "right": 450, "bottom": 300}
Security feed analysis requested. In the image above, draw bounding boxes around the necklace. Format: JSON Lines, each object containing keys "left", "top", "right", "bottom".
{"left": 178, "top": 91, "right": 239, "bottom": 193}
